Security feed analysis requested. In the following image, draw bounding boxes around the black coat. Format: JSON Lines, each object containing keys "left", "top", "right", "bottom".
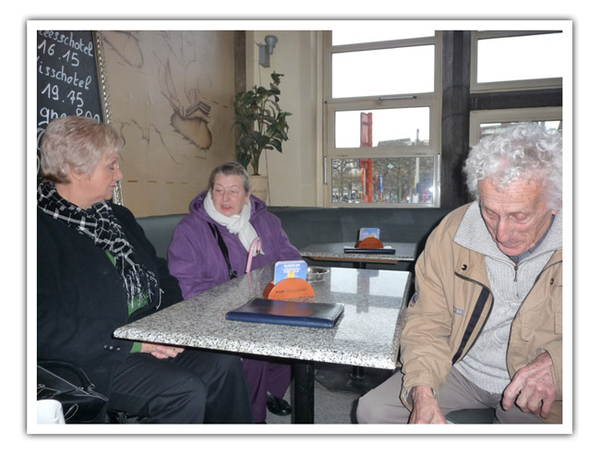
{"left": 37, "top": 202, "right": 183, "bottom": 396}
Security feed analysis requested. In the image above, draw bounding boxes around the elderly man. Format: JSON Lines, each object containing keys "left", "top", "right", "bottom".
{"left": 357, "top": 123, "right": 563, "bottom": 424}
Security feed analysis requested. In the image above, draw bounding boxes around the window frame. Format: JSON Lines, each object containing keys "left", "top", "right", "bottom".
{"left": 469, "top": 107, "right": 563, "bottom": 147}
{"left": 323, "top": 31, "right": 443, "bottom": 208}
{"left": 470, "top": 30, "right": 564, "bottom": 93}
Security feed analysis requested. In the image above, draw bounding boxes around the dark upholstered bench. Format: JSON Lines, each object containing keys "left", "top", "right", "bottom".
{"left": 136, "top": 206, "right": 454, "bottom": 265}
{"left": 136, "top": 213, "right": 186, "bottom": 261}
{"left": 268, "top": 206, "right": 452, "bottom": 249}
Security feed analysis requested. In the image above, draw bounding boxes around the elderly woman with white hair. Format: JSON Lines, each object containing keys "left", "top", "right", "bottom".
{"left": 37, "top": 116, "right": 253, "bottom": 423}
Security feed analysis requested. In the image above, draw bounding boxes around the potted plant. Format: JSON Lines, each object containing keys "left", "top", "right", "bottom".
{"left": 233, "top": 71, "right": 291, "bottom": 177}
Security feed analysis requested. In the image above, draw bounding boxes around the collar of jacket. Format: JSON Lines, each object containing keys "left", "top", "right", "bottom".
{"left": 453, "top": 201, "right": 563, "bottom": 265}
{"left": 189, "top": 190, "right": 267, "bottom": 223}
{"left": 445, "top": 203, "right": 490, "bottom": 286}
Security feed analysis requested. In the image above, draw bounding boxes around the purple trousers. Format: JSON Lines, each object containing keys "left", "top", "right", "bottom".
{"left": 242, "top": 358, "right": 291, "bottom": 423}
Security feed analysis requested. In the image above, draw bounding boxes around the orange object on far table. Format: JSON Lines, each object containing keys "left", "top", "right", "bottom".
{"left": 354, "top": 237, "right": 384, "bottom": 249}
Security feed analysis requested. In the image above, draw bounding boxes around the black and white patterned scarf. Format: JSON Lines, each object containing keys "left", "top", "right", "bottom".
{"left": 38, "top": 181, "right": 161, "bottom": 310}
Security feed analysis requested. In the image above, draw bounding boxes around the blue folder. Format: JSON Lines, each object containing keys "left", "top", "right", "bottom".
{"left": 226, "top": 297, "right": 344, "bottom": 328}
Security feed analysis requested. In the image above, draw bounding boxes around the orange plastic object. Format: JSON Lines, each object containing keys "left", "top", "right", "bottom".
{"left": 355, "top": 237, "right": 384, "bottom": 249}
{"left": 263, "top": 277, "right": 316, "bottom": 299}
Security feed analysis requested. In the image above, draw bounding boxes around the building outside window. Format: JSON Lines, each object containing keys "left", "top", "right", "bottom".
{"left": 470, "top": 107, "right": 563, "bottom": 147}
{"left": 323, "top": 28, "right": 442, "bottom": 207}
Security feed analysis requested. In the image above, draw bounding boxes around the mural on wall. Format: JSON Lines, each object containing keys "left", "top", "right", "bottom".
{"left": 158, "top": 57, "right": 213, "bottom": 151}
{"left": 101, "top": 31, "right": 236, "bottom": 216}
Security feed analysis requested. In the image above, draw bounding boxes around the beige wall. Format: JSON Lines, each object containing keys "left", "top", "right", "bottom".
{"left": 244, "top": 31, "right": 321, "bottom": 207}
{"left": 102, "top": 31, "right": 237, "bottom": 217}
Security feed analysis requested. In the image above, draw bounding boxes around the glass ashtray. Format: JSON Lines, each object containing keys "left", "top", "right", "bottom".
{"left": 306, "top": 267, "right": 329, "bottom": 282}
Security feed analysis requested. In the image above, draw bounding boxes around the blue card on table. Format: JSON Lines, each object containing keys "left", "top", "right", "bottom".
{"left": 274, "top": 260, "right": 308, "bottom": 284}
{"left": 359, "top": 227, "right": 380, "bottom": 241}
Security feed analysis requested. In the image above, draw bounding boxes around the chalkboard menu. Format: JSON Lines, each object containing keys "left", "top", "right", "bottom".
{"left": 36, "top": 30, "right": 121, "bottom": 202}
{"left": 37, "top": 30, "right": 106, "bottom": 135}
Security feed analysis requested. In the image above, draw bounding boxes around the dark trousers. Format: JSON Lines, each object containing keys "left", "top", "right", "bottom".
{"left": 108, "top": 349, "right": 253, "bottom": 423}
{"left": 242, "top": 359, "right": 291, "bottom": 423}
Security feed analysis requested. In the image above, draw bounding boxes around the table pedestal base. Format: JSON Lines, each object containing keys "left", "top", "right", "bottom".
{"left": 315, "top": 364, "right": 394, "bottom": 395}
{"left": 292, "top": 361, "right": 315, "bottom": 423}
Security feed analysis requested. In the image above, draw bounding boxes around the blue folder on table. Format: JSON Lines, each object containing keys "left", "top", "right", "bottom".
{"left": 226, "top": 297, "right": 344, "bottom": 328}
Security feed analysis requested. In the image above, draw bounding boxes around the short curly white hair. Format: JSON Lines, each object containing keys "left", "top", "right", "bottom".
{"left": 464, "top": 122, "right": 562, "bottom": 210}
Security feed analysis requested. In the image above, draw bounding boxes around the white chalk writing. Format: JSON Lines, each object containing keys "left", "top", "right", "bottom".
{"left": 37, "top": 30, "right": 102, "bottom": 158}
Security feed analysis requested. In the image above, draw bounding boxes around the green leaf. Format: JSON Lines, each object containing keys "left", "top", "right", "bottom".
{"left": 233, "top": 73, "right": 290, "bottom": 172}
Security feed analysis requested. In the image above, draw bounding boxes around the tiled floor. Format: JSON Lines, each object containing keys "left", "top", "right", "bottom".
{"left": 265, "top": 363, "right": 394, "bottom": 424}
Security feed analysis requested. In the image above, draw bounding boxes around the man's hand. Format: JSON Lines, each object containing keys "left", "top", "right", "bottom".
{"left": 408, "top": 386, "right": 447, "bottom": 424}
{"left": 502, "top": 351, "right": 557, "bottom": 419}
{"left": 141, "top": 342, "right": 184, "bottom": 360}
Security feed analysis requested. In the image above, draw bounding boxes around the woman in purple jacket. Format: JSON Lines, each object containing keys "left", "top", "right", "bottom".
{"left": 168, "top": 162, "right": 301, "bottom": 423}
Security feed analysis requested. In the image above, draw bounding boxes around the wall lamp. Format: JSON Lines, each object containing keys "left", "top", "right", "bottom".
{"left": 258, "top": 35, "right": 278, "bottom": 68}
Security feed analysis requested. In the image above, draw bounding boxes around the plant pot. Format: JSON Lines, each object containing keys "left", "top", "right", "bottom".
{"left": 249, "top": 175, "right": 270, "bottom": 205}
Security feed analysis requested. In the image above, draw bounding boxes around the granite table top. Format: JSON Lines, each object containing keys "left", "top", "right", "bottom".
{"left": 300, "top": 242, "right": 417, "bottom": 263}
{"left": 114, "top": 265, "right": 411, "bottom": 370}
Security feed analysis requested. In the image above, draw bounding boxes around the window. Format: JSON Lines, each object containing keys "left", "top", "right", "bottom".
{"left": 331, "top": 45, "right": 435, "bottom": 98}
{"left": 471, "top": 31, "right": 565, "bottom": 92}
{"left": 470, "top": 29, "right": 566, "bottom": 168}
{"left": 324, "top": 30, "right": 442, "bottom": 207}
{"left": 469, "top": 107, "right": 563, "bottom": 147}
{"left": 331, "top": 156, "right": 436, "bottom": 205}
{"left": 334, "top": 107, "right": 430, "bottom": 148}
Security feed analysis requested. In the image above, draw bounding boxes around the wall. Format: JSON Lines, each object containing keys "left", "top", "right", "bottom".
{"left": 101, "top": 31, "right": 237, "bottom": 217}
{"left": 245, "top": 31, "right": 320, "bottom": 207}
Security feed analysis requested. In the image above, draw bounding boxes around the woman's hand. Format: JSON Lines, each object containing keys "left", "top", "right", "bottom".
{"left": 140, "top": 342, "right": 184, "bottom": 360}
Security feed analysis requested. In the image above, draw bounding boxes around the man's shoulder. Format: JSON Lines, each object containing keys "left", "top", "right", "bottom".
{"left": 433, "top": 203, "right": 473, "bottom": 238}
{"left": 446, "top": 203, "right": 472, "bottom": 222}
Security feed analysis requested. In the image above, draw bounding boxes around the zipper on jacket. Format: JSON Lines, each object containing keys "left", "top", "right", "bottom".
{"left": 512, "top": 251, "right": 562, "bottom": 285}
{"left": 451, "top": 272, "right": 494, "bottom": 365}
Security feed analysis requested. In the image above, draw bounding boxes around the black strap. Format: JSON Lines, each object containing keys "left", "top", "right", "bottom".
{"left": 208, "top": 223, "right": 238, "bottom": 280}
{"left": 38, "top": 360, "right": 97, "bottom": 391}
{"left": 451, "top": 287, "right": 491, "bottom": 365}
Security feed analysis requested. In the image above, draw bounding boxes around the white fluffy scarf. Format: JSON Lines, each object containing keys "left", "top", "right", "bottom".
{"left": 203, "top": 190, "right": 261, "bottom": 255}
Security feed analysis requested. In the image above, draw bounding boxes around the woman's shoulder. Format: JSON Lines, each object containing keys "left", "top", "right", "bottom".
{"left": 37, "top": 207, "right": 61, "bottom": 242}
{"left": 250, "top": 194, "right": 267, "bottom": 212}
{"left": 252, "top": 203, "right": 281, "bottom": 227}
{"left": 109, "top": 201, "right": 135, "bottom": 220}
{"left": 37, "top": 206, "right": 72, "bottom": 236}
{"left": 171, "top": 210, "right": 215, "bottom": 243}
{"left": 37, "top": 207, "right": 91, "bottom": 255}
{"left": 108, "top": 203, "right": 148, "bottom": 241}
